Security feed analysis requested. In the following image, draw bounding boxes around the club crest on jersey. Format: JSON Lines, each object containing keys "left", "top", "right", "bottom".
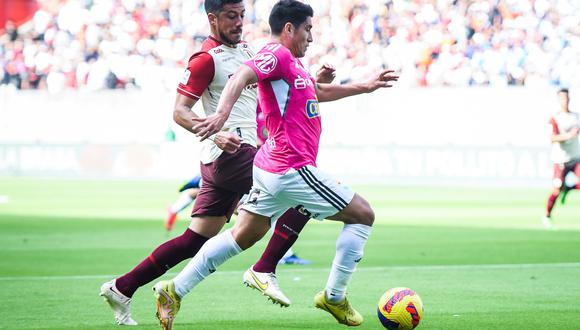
{"left": 253, "top": 52, "right": 277, "bottom": 74}
{"left": 306, "top": 99, "right": 320, "bottom": 118}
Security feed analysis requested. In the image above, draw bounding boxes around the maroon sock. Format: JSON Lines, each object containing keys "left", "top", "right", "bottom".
{"left": 546, "top": 192, "right": 559, "bottom": 217}
{"left": 253, "top": 208, "right": 309, "bottom": 274}
{"left": 115, "top": 228, "right": 208, "bottom": 297}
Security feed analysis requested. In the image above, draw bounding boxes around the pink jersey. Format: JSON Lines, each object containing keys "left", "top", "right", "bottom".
{"left": 256, "top": 103, "right": 267, "bottom": 145}
{"left": 245, "top": 43, "right": 321, "bottom": 174}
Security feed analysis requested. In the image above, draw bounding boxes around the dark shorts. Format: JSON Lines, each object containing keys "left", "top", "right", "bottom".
{"left": 191, "top": 144, "right": 257, "bottom": 221}
{"left": 553, "top": 159, "right": 580, "bottom": 188}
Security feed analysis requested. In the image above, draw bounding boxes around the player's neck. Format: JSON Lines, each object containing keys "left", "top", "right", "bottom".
{"left": 272, "top": 36, "right": 297, "bottom": 57}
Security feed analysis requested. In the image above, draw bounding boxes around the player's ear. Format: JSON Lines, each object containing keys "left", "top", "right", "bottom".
{"left": 208, "top": 13, "right": 218, "bottom": 27}
{"left": 283, "top": 22, "right": 294, "bottom": 35}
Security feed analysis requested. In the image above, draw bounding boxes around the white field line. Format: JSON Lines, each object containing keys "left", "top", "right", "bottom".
{"left": 1, "top": 262, "right": 579, "bottom": 281}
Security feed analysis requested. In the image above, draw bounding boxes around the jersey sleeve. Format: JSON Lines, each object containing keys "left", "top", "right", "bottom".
{"left": 177, "top": 52, "right": 214, "bottom": 99}
{"left": 549, "top": 117, "right": 559, "bottom": 134}
{"left": 244, "top": 44, "right": 290, "bottom": 82}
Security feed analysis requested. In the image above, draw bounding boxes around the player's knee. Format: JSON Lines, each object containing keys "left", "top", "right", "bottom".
{"left": 231, "top": 213, "right": 270, "bottom": 250}
{"left": 359, "top": 206, "right": 375, "bottom": 226}
{"left": 353, "top": 198, "right": 374, "bottom": 226}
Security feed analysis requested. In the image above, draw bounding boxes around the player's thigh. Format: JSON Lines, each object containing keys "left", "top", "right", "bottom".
{"left": 553, "top": 163, "right": 566, "bottom": 189}
{"left": 326, "top": 193, "right": 374, "bottom": 226}
{"left": 573, "top": 160, "right": 580, "bottom": 176}
{"left": 239, "top": 167, "right": 287, "bottom": 224}
{"left": 279, "top": 165, "right": 356, "bottom": 221}
{"left": 192, "top": 182, "right": 241, "bottom": 222}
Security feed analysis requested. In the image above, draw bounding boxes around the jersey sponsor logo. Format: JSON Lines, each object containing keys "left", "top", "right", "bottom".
{"left": 294, "top": 75, "right": 313, "bottom": 89}
{"left": 253, "top": 52, "right": 278, "bottom": 74}
{"left": 305, "top": 99, "right": 320, "bottom": 118}
{"left": 213, "top": 48, "right": 224, "bottom": 54}
{"left": 180, "top": 69, "right": 191, "bottom": 85}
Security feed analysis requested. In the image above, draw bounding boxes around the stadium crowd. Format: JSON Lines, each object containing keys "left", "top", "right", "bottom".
{"left": 1, "top": 0, "right": 579, "bottom": 92}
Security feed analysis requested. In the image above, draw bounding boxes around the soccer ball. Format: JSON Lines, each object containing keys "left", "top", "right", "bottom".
{"left": 377, "top": 287, "right": 424, "bottom": 329}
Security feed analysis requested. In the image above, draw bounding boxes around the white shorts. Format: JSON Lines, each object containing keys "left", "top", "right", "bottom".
{"left": 241, "top": 165, "right": 355, "bottom": 221}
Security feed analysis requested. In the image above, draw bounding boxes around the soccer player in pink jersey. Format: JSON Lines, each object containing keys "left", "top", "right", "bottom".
{"left": 100, "top": 0, "right": 328, "bottom": 326}
{"left": 543, "top": 88, "right": 580, "bottom": 228}
{"left": 153, "top": 1, "right": 398, "bottom": 328}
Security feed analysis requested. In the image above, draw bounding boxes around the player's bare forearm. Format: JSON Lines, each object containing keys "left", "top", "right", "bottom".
{"left": 316, "top": 83, "right": 369, "bottom": 102}
{"left": 193, "top": 65, "right": 258, "bottom": 140}
{"left": 316, "top": 69, "right": 398, "bottom": 102}
{"left": 551, "top": 128, "right": 580, "bottom": 143}
{"left": 173, "top": 93, "right": 200, "bottom": 134}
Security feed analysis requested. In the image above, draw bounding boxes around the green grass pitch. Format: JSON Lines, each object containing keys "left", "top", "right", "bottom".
{"left": 1, "top": 178, "right": 579, "bottom": 329}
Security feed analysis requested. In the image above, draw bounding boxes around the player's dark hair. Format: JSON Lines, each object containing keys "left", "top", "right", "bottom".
{"left": 558, "top": 88, "right": 569, "bottom": 95}
{"left": 269, "top": 0, "right": 314, "bottom": 36}
{"left": 204, "top": 0, "right": 243, "bottom": 15}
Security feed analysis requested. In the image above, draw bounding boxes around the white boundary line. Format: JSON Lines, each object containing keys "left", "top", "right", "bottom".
{"left": 1, "top": 262, "right": 579, "bottom": 281}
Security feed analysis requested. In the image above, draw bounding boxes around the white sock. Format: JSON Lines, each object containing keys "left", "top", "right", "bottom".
{"left": 325, "top": 223, "right": 371, "bottom": 303}
{"left": 169, "top": 192, "right": 194, "bottom": 214}
{"left": 173, "top": 229, "right": 242, "bottom": 298}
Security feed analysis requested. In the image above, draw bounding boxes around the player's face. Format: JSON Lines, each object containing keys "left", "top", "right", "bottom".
{"left": 558, "top": 91, "right": 569, "bottom": 109}
{"left": 291, "top": 17, "right": 313, "bottom": 58}
{"left": 214, "top": 3, "right": 245, "bottom": 46}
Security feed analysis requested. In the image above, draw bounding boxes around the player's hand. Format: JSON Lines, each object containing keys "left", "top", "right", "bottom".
{"left": 571, "top": 127, "right": 580, "bottom": 137}
{"left": 365, "top": 69, "right": 399, "bottom": 92}
{"left": 316, "top": 64, "right": 336, "bottom": 84}
{"left": 191, "top": 114, "right": 228, "bottom": 141}
{"left": 214, "top": 131, "right": 241, "bottom": 153}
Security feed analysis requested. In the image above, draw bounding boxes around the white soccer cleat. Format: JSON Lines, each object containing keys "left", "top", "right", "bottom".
{"left": 243, "top": 267, "right": 291, "bottom": 307}
{"left": 542, "top": 216, "right": 554, "bottom": 229}
{"left": 100, "top": 280, "right": 138, "bottom": 326}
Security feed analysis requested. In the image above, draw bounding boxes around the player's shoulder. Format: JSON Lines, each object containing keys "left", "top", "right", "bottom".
{"left": 187, "top": 37, "right": 222, "bottom": 62}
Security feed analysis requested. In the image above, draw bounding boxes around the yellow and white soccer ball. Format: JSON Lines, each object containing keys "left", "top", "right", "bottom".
{"left": 377, "top": 287, "right": 424, "bottom": 329}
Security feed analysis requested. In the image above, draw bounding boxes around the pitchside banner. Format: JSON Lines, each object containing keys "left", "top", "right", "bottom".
{"left": 0, "top": 143, "right": 552, "bottom": 186}
{"left": 0, "top": 86, "right": 575, "bottom": 186}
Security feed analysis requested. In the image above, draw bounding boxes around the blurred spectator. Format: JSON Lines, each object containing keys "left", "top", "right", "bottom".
{"left": 1, "top": 0, "right": 579, "bottom": 92}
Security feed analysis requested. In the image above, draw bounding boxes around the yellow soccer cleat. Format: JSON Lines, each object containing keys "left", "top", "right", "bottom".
{"left": 314, "top": 290, "right": 363, "bottom": 326}
{"left": 153, "top": 280, "right": 181, "bottom": 330}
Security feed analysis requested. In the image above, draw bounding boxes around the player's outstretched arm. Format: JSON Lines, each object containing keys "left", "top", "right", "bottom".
{"left": 192, "top": 65, "right": 258, "bottom": 141}
{"left": 315, "top": 69, "right": 398, "bottom": 102}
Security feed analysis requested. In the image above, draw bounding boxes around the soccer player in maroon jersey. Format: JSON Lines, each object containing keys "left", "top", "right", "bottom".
{"left": 543, "top": 88, "right": 580, "bottom": 228}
